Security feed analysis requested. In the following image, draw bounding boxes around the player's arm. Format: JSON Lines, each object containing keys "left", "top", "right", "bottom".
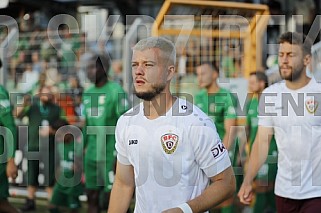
{"left": 223, "top": 118, "right": 236, "bottom": 150}
{"left": 16, "top": 94, "right": 31, "bottom": 119}
{"left": 0, "top": 94, "right": 18, "bottom": 180}
{"left": 163, "top": 167, "right": 235, "bottom": 213}
{"left": 238, "top": 125, "right": 273, "bottom": 205}
{"left": 188, "top": 166, "right": 235, "bottom": 212}
{"left": 163, "top": 118, "right": 236, "bottom": 213}
{"left": 223, "top": 93, "right": 237, "bottom": 150}
{"left": 108, "top": 161, "right": 135, "bottom": 213}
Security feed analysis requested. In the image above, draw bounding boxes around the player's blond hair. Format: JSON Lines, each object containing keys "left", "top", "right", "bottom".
{"left": 132, "top": 37, "right": 176, "bottom": 65}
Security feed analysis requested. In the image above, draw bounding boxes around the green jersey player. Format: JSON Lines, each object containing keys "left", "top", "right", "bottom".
{"left": 82, "top": 52, "right": 129, "bottom": 212}
{"left": 195, "top": 62, "right": 238, "bottom": 213}
{"left": 246, "top": 71, "right": 277, "bottom": 213}
{"left": 49, "top": 119, "right": 83, "bottom": 213}
{"left": 0, "top": 84, "right": 19, "bottom": 213}
{"left": 17, "top": 85, "right": 62, "bottom": 211}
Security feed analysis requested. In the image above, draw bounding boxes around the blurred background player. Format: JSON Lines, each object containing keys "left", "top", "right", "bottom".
{"left": 195, "top": 61, "right": 238, "bottom": 213}
{"left": 81, "top": 52, "right": 129, "bottom": 213}
{"left": 239, "top": 32, "right": 321, "bottom": 213}
{"left": 16, "top": 85, "right": 63, "bottom": 211}
{"left": 49, "top": 119, "right": 83, "bottom": 213}
{"left": 0, "top": 58, "right": 20, "bottom": 213}
{"left": 246, "top": 71, "right": 277, "bottom": 213}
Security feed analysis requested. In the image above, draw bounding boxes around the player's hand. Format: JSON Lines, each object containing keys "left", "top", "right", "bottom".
{"left": 23, "top": 95, "right": 32, "bottom": 107}
{"left": 238, "top": 180, "right": 254, "bottom": 205}
{"left": 39, "top": 126, "right": 50, "bottom": 137}
{"left": 6, "top": 158, "right": 18, "bottom": 180}
{"left": 162, "top": 207, "right": 183, "bottom": 213}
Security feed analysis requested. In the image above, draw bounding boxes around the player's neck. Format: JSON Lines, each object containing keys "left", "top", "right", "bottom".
{"left": 256, "top": 91, "right": 263, "bottom": 100}
{"left": 285, "top": 73, "right": 311, "bottom": 90}
{"left": 95, "top": 78, "right": 107, "bottom": 88}
{"left": 207, "top": 82, "right": 220, "bottom": 94}
{"left": 143, "top": 92, "right": 176, "bottom": 120}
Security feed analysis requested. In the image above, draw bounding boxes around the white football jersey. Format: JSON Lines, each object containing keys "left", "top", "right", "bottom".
{"left": 115, "top": 98, "right": 231, "bottom": 212}
{"left": 259, "top": 78, "right": 321, "bottom": 199}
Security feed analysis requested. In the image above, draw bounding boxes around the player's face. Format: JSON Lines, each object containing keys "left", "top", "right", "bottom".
{"left": 86, "top": 59, "right": 106, "bottom": 84}
{"left": 39, "top": 87, "right": 52, "bottom": 103}
{"left": 248, "top": 75, "right": 260, "bottom": 93}
{"left": 86, "top": 60, "right": 97, "bottom": 83}
{"left": 196, "top": 64, "right": 215, "bottom": 89}
{"left": 131, "top": 48, "right": 169, "bottom": 101}
{"left": 278, "top": 42, "right": 305, "bottom": 81}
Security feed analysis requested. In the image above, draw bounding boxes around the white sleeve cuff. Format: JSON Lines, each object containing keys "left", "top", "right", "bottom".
{"left": 177, "top": 203, "right": 193, "bottom": 213}
{"left": 117, "top": 153, "right": 131, "bottom": 165}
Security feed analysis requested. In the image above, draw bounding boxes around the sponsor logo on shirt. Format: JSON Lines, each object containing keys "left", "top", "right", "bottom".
{"left": 209, "top": 103, "right": 215, "bottom": 113}
{"left": 99, "top": 95, "right": 106, "bottom": 104}
{"left": 305, "top": 99, "right": 318, "bottom": 114}
{"left": 129, "top": 139, "right": 138, "bottom": 145}
{"left": 211, "top": 142, "right": 226, "bottom": 159}
{"left": 161, "top": 133, "right": 179, "bottom": 154}
{"left": 181, "top": 105, "right": 187, "bottom": 110}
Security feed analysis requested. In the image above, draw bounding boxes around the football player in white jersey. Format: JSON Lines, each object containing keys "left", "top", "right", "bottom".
{"left": 238, "top": 32, "right": 321, "bottom": 212}
{"left": 108, "top": 37, "right": 236, "bottom": 213}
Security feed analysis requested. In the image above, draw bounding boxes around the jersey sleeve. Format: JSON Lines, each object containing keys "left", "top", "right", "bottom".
{"left": 258, "top": 88, "right": 274, "bottom": 127}
{"left": 224, "top": 92, "right": 237, "bottom": 119}
{"left": 0, "top": 89, "right": 17, "bottom": 159}
{"left": 189, "top": 118, "right": 231, "bottom": 178}
{"left": 115, "top": 116, "right": 131, "bottom": 165}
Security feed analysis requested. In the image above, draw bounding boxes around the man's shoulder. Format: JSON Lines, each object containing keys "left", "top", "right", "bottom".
{"left": 0, "top": 85, "right": 9, "bottom": 98}
{"left": 117, "top": 103, "right": 142, "bottom": 123}
{"left": 311, "top": 78, "right": 321, "bottom": 91}
{"left": 49, "top": 102, "right": 62, "bottom": 111}
{"left": 83, "top": 85, "right": 95, "bottom": 94}
{"left": 219, "top": 87, "right": 232, "bottom": 94}
{"left": 179, "top": 99, "right": 214, "bottom": 126}
{"left": 262, "top": 81, "right": 284, "bottom": 94}
{"left": 195, "top": 89, "right": 207, "bottom": 97}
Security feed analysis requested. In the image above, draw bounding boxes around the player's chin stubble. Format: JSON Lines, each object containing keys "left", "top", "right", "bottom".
{"left": 135, "top": 83, "right": 166, "bottom": 101}
{"left": 279, "top": 64, "right": 304, "bottom": 82}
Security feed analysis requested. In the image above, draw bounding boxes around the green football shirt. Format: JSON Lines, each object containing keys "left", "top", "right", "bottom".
{"left": 195, "top": 87, "right": 237, "bottom": 140}
{"left": 246, "top": 97, "right": 277, "bottom": 151}
{"left": 82, "top": 81, "right": 129, "bottom": 162}
{"left": 0, "top": 86, "right": 17, "bottom": 160}
{"left": 20, "top": 100, "right": 61, "bottom": 150}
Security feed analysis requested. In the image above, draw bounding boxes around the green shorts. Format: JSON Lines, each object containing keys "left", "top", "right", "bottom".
{"left": 256, "top": 139, "right": 278, "bottom": 182}
{"left": 0, "top": 163, "right": 9, "bottom": 200}
{"left": 84, "top": 157, "right": 115, "bottom": 192}
{"left": 51, "top": 185, "right": 81, "bottom": 209}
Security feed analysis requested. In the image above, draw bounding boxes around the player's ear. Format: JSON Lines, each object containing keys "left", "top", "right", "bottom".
{"left": 303, "top": 54, "right": 311, "bottom": 66}
{"left": 212, "top": 69, "right": 219, "bottom": 80}
{"left": 259, "top": 80, "right": 265, "bottom": 90}
{"left": 167, "top": 65, "right": 175, "bottom": 81}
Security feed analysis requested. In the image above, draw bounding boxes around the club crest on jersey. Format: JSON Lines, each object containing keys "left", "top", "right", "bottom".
{"left": 161, "top": 133, "right": 179, "bottom": 154}
{"left": 305, "top": 99, "right": 319, "bottom": 114}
